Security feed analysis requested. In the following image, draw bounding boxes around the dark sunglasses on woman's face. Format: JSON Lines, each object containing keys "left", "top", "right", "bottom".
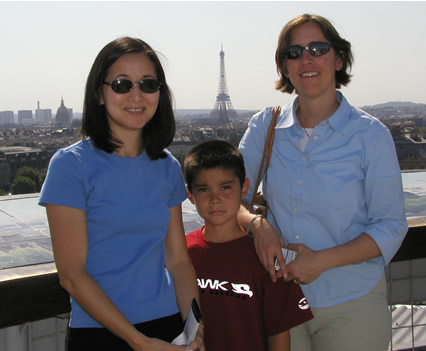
{"left": 286, "top": 42, "right": 331, "bottom": 60}
{"left": 103, "top": 78, "right": 162, "bottom": 94}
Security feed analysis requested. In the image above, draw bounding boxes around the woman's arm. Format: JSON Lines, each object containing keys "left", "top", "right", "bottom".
{"left": 286, "top": 233, "right": 381, "bottom": 284}
{"left": 267, "top": 330, "right": 290, "bottom": 351}
{"left": 285, "top": 129, "right": 407, "bottom": 285}
{"left": 238, "top": 202, "right": 382, "bottom": 285}
{"left": 164, "top": 205, "right": 204, "bottom": 351}
{"left": 238, "top": 108, "right": 290, "bottom": 282}
{"left": 237, "top": 202, "right": 287, "bottom": 282}
{"left": 47, "top": 204, "right": 191, "bottom": 351}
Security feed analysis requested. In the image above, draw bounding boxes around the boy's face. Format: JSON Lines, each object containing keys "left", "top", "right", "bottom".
{"left": 188, "top": 167, "right": 249, "bottom": 227}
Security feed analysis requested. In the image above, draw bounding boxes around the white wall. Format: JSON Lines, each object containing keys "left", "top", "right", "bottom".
{"left": 0, "top": 315, "right": 68, "bottom": 351}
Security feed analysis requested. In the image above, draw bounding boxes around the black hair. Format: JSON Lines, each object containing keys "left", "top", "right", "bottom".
{"left": 184, "top": 140, "right": 246, "bottom": 193}
{"left": 80, "top": 36, "right": 175, "bottom": 160}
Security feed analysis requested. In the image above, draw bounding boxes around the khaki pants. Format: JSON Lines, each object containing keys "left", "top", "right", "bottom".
{"left": 290, "top": 275, "right": 391, "bottom": 351}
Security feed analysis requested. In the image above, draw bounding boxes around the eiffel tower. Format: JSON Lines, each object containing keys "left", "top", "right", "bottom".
{"left": 210, "top": 45, "right": 237, "bottom": 123}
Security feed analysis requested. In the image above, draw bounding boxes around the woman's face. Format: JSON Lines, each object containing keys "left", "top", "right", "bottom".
{"left": 100, "top": 53, "right": 160, "bottom": 137}
{"left": 285, "top": 22, "right": 343, "bottom": 101}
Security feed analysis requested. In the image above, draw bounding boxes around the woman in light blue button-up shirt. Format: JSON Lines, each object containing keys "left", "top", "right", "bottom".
{"left": 239, "top": 14, "right": 408, "bottom": 351}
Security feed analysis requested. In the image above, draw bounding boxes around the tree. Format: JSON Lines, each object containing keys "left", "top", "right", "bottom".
{"left": 15, "top": 166, "right": 43, "bottom": 191}
{"left": 11, "top": 176, "right": 37, "bottom": 194}
{"left": 39, "top": 168, "right": 47, "bottom": 188}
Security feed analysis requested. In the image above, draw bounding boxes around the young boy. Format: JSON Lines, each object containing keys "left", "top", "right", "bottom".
{"left": 184, "top": 140, "right": 313, "bottom": 351}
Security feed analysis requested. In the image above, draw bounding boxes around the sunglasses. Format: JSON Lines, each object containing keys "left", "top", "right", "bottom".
{"left": 103, "top": 78, "right": 162, "bottom": 94}
{"left": 286, "top": 42, "right": 331, "bottom": 60}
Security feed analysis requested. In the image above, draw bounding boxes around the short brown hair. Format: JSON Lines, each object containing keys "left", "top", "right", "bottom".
{"left": 275, "top": 14, "right": 353, "bottom": 94}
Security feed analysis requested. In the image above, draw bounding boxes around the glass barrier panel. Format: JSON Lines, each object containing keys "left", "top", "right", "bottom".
{"left": 0, "top": 171, "right": 424, "bottom": 270}
{"left": 402, "top": 171, "right": 426, "bottom": 227}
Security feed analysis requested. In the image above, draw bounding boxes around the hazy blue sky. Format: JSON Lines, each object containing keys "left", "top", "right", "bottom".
{"left": 1, "top": 1, "right": 425, "bottom": 113}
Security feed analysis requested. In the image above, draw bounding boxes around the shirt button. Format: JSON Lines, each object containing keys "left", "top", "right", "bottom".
{"left": 298, "top": 180, "right": 302, "bottom": 185}
{"left": 314, "top": 135, "right": 318, "bottom": 140}
{"left": 302, "top": 156, "right": 306, "bottom": 161}
{"left": 296, "top": 234, "right": 301, "bottom": 239}
{"left": 295, "top": 207, "right": 299, "bottom": 212}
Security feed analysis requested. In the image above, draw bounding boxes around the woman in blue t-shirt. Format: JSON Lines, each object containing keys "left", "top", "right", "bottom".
{"left": 39, "top": 37, "right": 203, "bottom": 351}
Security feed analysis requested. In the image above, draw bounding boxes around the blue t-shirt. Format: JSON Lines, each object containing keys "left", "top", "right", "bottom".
{"left": 39, "top": 139, "right": 187, "bottom": 327}
{"left": 239, "top": 91, "right": 408, "bottom": 308}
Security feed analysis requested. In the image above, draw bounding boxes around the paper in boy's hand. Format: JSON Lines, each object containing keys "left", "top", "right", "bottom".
{"left": 172, "top": 298, "right": 202, "bottom": 345}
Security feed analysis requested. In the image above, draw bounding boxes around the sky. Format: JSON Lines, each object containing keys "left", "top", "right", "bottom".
{"left": 1, "top": 1, "right": 425, "bottom": 114}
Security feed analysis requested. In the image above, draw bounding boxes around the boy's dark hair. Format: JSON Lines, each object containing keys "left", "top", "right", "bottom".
{"left": 80, "top": 36, "right": 175, "bottom": 160}
{"left": 275, "top": 13, "right": 353, "bottom": 94}
{"left": 184, "top": 140, "right": 246, "bottom": 192}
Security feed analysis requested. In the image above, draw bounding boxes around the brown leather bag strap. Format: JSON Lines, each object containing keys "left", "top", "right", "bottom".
{"left": 250, "top": 106, "right": 281, "bottom": 206}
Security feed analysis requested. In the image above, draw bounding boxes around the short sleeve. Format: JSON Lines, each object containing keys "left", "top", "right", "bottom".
{"left": 39, "top": 148, "right": 88, "bottom": 211}
{"left": 263, "top": 279, "right": 313, "bottom": 336}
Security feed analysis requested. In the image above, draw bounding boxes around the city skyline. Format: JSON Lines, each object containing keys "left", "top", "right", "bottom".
{"left": 1, "top": 1, "right": 425, "bottom": 113}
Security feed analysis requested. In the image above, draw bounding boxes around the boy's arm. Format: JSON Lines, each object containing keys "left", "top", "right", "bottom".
{"left": 267, "top": 330, "right": 290, "bottom": 351}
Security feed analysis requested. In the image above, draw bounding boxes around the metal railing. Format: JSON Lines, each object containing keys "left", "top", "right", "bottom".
{"left": 387, "top": 221, "right": 426, "bottom": 350}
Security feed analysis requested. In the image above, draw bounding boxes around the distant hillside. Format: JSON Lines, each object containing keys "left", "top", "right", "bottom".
{"left": 175, "top": 104, "right": 426, "bottom": 115}
{"left": 174, "top": 109, "right": 211, "bottom": 116}
{"left": 404, "top": 191, "right": 420, "bottom": 199}
{"left": 362, "top": 101, "right": 426, "bottom": 109}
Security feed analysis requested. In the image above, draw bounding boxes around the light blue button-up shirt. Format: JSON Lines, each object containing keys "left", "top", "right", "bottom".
{"left": 239, "top": 91, "right": 408, "bottom": 308}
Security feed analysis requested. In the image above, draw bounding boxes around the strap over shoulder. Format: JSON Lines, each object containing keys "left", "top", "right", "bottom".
{"left": 250, "top": 106, "right": 281, "bottom": 207}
